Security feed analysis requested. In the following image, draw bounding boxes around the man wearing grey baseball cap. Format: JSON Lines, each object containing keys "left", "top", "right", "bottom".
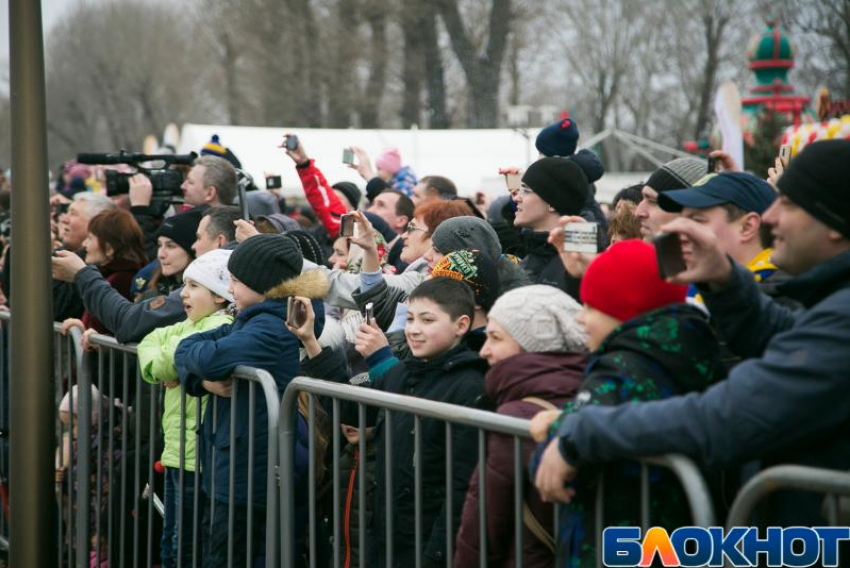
{"left": 534, "top": 140, "right": 850, "bottom": 528}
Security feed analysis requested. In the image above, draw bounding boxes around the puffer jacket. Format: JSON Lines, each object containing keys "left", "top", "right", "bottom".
{"left": 455, "top": 351, "right": 585, "bottom": 568}
{"left": 138, "top": 310, "right": 233, "bottom": 470}
{"left": 176, "top": 269, "right": 328, "bottom": 507}
{"left": 520, "top": 231, "right": 581, "bottom": 300}
{"left": 365, "top": 343, "right": 487, "bottom": 567}
{"left": 531, "top": 303, "right": 725, "bottom": 567}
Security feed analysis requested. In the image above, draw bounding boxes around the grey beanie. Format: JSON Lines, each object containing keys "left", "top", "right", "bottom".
{"left": 645, "top": 158, "right": 707, "bottom": 193}
{"left": 430, "top": 216, "right": 501, "bottom": 260}
{"left": 487, "top": 285, "right": 586, "bottom": 354}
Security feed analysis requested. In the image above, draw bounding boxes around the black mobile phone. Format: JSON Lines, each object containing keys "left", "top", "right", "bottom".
{"left": 653, "top": 232, "right": 687, "bottom": 279}
{"left": 55, "top": 203, "right": 70, "bottom": 215}
{"left": 265, "top": 175, "right": 282, "bottom": 190}
{"left": 285, "top": 135, "right": 299, "bottom": 152}
{"left": 707, "top": 156, "right": 717, "bottom": 174}
{"left": 339, "top": 214, "right": 356, "bottom": 238}
{"left": 287, "top": 297, "right": 307, "bottom": 328}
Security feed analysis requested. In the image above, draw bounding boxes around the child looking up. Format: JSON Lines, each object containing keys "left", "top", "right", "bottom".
{"left": 137, "top": 249, "right": 235, "bottom": 568}
{"left": 175, "top": 234, "right": 328, "bottom": 568}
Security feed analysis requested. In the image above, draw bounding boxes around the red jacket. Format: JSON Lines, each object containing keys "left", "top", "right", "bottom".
{"left": 296, "top": 159, "right": 348, "bottom": 239}
{"left": 454, "top": 351, "right": 585, "bottom": 568}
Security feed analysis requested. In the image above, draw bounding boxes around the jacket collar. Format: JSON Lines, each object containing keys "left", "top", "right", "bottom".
{"left": 403, "top": 342, "right": 484, "bottom": 378}
{"left": 777, "top": 250, "right": 850, "bottom": 307}
{"left": 235, "top": 298, "right": 286, "bottom": 322}
{"left": 485, "top": 351, "right": 585, "bottom": 405}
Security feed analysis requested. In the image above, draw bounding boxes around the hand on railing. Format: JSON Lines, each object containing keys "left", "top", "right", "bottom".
{"left": 529, "top": 409, "right": 561, "bottom": 443}
{"left": 534, "top": 438, "right": 578, "bottom": 504}
{"left": 203, "top": 378, "right": 233, "bottom": 398}
{"left": 354, "top": 319, "right": 389, "bottom": 359}
{"left": 60, "top": 318, "right": 85, "bottom": 336}
{"left": 548, "top": 215, "right": 598, "bottom": 277}
{"left": 81, "top": 328, "right": 99, "bottom": 352}
{"left": 162, "top": 381, "right": 180, "bottom": 389}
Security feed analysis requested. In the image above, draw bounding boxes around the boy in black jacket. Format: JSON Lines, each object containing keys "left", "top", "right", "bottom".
{"left": 353, "top": 278, "right": 487, "bottom": 567}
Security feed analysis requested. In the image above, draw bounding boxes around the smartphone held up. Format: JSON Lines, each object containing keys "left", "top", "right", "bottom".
{"left": 563, "top": 222, "right": 599, "bottom": 254}
{"left": 652, "top": 232, "right": 687, "bottom": 279}
{"left": 339, "top": 214, "right": 357, "bottom": 238}
{"left": 287, "top": 297, "right": 308, "bottom": 328}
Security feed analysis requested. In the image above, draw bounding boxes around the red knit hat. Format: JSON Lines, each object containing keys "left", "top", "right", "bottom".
{"left": 580, "top": 239, "right": 687, "bottom": 322}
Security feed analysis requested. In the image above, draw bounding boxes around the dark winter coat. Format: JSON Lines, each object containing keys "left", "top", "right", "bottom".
{"left": 454, "top": 351, "right": 585, "bottom": 568}
{"left": 520, "top": 231, "right": 581, "bottom": 300}
{"left": 533, "top": 303, "right": 725, "bottom": 567}
{"left": 365, "top": 343, "right": 487, "bottom": 567}
{"left": 176, "top": 270, "right": 327, "bottom": 507}
{"left": 552, "top": 251, "right": 850, "bottom": 527}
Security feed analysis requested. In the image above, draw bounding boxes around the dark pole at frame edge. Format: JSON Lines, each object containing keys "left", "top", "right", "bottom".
{"left": 9, "top": 0, "right": 59, "bottom": 566}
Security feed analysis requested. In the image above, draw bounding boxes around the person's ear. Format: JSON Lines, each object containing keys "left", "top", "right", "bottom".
{"left": 216, "top": 233, "right": 227, "bottom": 248}
{"left": 104, "top": 243, "right": 115, "bottom": 261}
{"left": 206, "top": 186, "right": 218, "bottom": 203}
{"left": 739, "top": 213, "right": 761, "bottom": 244}
{"left": 397, "top": 215, "right": 410, "bottom": 231}
{"left": 455, "top": 314, "right": 471, "bottom": 336}
{"left": 213, "top": 294, "right": 227, "bottom": 306}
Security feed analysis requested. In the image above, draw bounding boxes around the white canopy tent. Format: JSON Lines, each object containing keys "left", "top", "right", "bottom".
{"left": 177, "top": 123, "right": 673, "bottom": 204}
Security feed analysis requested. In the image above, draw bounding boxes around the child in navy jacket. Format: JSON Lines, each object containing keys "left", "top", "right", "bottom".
{"left": 176, "top": 234, "right": 328, "bottom": 568}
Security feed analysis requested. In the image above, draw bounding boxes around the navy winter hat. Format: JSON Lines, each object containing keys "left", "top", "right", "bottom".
{"left": 200, "top": 134, "right": 242, "bottom": 169}
{"left": 332, "top": 181, "right": 362, "bottom": 209}
{"left": 659, "top": 172, "right": 777, "bottom": 214}
{"left": 155, "top": 208, "right": 204, "bottom": 256}
{"left": 535, "top": 112, "right": 580, "bottom": 157}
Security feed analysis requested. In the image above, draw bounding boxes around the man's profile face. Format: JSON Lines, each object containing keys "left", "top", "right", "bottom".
{"left": 181, "top": 165, "right": 209, "bottom": 206}
{"left": 367, "top": 192, "right": 403, "bottom": 231}
{"left": 60, "top": 202, "right": 90, "bottom": 251}
{"left": 635, "top": 185, "right": 679, "bottom": 240}
{"left": 192, "top": 215, "right": 221, "bottom": 257}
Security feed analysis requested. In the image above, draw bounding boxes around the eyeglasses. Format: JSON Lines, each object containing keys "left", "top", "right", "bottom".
{"left": 404, "top": 221, "right": 427, "bottom": 235}
{"left": 518, "top": 185, "right": 535, "bottom": 198}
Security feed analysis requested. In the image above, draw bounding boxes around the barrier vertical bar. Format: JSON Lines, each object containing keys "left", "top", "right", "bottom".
{"left": 210, "top": 397, "right": 217, "bottom": 533}
{"left": 227, "top": 383, "right": 238, "bottom": 568}
{"left": 513, "top": 436, "right": 523, "bottom": 568}
{"left": 147, "top": 377, "right": 158, "bottom": 568}
{"left": 247, "top": 381, "right": 256, "bottom": 567}
{"left": 414, "top": 414, "right": 423, "bottom": 568}
{"left": 106, "top": 351, "right": 115, "bottom": 567}
{"left": 53, "top": 338, "right": 63, "bottom": 564}
{"left": 193, "top": 396, "right": 201, "bottom": 568}
{"left": 178, "top": 386, "right": 187, "bottom": 566}
{"left": 595, "top": 473, "right": 604, "bottom": 568}
{"left": 384, "top": 410, "right": 394, "bottom": 568}
{"left": 444, "top": 422, "right": 453, "bottom": 567}
{"left": 72, "top": 329, "right": 92, "bottom": 568}
{"left": 308, "top": 394, "right": 316, "bottom": 568}
{"left": 119, "top": 354, "right": 129, "bottom": 567}
{"left": 358, "top": 403, "right": 367, "bottom": 568}
{"left": 65, "top": 338, "right": 75, "bottom": 568}
{"left": 331, "top": 399, "right": 341, "bottom": 568}
{"left": 477, "top": 429, "right": 487, "bottom": 568}
{"left": 95, "top": 348, "right": 104, "bottom": 565}
{"left": 640, "top": 463, "right": 650, "bottom": 531}
{"left": 133, "top": 364, "right": 141, "bottom": 568}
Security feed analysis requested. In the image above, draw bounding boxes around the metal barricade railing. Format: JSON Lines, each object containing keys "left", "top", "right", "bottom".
{"left": 278, "top": 376, "right": 716, "bottom": 568}
{"left": 726, "top": 464, "right": 850, "bottom": 529}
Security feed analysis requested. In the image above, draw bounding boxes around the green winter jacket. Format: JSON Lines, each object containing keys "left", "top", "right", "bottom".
{"left": 138, "top": 311, "right": 232, "bottom": 470}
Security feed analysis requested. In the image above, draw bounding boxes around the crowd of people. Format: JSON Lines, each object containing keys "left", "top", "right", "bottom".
{"left": 1, "top": 113, "right": 848, "bottom": 567}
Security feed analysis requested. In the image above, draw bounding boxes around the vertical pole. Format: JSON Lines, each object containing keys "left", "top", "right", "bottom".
{"left": 9, "top": 0, "right": 58, "bottom": 565}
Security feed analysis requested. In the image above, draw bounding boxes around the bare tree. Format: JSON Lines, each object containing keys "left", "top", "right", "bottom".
{"left": 436, "top": 0, "right": 513, "bottom": 127}
{"left": 784, "top": 0, "right": 850, "bottom": 96}
{"left": 358, "top": 0, "right": 390, "bottom": 128}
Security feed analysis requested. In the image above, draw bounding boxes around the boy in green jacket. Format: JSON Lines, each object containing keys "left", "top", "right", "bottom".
{"left": 138, "top": 249, "right": 234, "bottom": 568}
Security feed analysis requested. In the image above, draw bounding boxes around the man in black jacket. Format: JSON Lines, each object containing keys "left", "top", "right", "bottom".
{"left": 514, "top": 157, "right": 588, "bottom": 299}
{"left": 535, "top": 140, "right": 850, "bottom": 527}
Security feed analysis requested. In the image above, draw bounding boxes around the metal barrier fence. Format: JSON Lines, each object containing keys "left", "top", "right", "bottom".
{"left": 279, "top": 376, "right": 716, "bottom": 568}
{"left": 0, "top": 309, "right": 281, "bottom": 568}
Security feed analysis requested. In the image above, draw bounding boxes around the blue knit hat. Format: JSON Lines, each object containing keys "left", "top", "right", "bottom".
{"left": 200, "top": 134, "right": 242, "bottom": 169}
{"left": 535, "top": 111, "right": 580, "bottom": 157}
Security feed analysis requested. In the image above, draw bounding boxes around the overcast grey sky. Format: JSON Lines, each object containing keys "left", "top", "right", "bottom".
{"left": 1, "top": 0, "right": 82, "bottom": 72}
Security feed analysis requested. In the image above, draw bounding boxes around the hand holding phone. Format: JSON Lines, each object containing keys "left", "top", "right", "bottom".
{"left": 285, "top": 135, "right": 299, "bottom": 152}
{"left": 286, "top": 297, "right": 308, "bottom": 328}
{"left": 342, "top": 148, "right": 355, "bottom": 165}
{"left": 339, "top": 214, "right": 356, "bottom": 238}
{"left": 653, "top": 232, "right": 687, "bottom": 279}
{"left": 779, "top": 144, "right": 791, "bottom": 168}
{"left": 265, "top": 175, "right": 282, "bottom": 190}
{"left": 563, "top": 222, "right": 599, "bottom": 254}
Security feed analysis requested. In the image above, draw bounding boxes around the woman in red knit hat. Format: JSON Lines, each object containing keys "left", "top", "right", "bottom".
{"left": 529, "top": 239, "right": 726, "bottom": 568}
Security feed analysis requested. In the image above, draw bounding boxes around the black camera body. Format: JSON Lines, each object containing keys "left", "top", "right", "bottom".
{"left": 77, "top": 150, "right": 198, "bottom": 211}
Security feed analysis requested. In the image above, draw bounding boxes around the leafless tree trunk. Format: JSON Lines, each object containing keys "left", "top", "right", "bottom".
{"left": 326, "top": 0, "right": 359, "bottom": 127}
{"left": 359, "top": 3, "right": 388, "bottom": 128}
{"left": 436, "top": 0, "right": 512, "bottom": 128}
{"left": 401, "top": 0, "right": 426, "bottom": 127}
{"left": 693, "top": 0, "right": 732, "bottom": 139}
{"left": 421, "top": 12, "right": 448, "bottom": 128}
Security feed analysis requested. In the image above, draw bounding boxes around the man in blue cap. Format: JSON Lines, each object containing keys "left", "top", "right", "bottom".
{"left": 658, "top": 171, "right": 786, "bottom": 300}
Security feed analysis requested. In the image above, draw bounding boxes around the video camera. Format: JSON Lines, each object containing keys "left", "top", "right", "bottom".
{"left": 76, "top": 150, "right": 198, "bottom": 210}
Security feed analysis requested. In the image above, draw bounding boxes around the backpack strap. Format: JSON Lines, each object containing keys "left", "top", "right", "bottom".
{"left": 520, "top": 396, "right": 558, "bottom": 552}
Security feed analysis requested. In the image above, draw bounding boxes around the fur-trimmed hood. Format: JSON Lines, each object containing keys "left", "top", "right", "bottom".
{"left": 265, "top": 268, "right": 330, "bottom": 300}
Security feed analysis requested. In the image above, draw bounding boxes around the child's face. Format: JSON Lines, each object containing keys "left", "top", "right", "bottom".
{"left": 228, "top": 275, "right": 265, "bottom": 312}
{"left": 479, "top": 318, "right": 523, "bottom": 367}
{"left": 577, "top": 304, "right": 622, "bottom": 352}
{"left": 405, "top": 297, "right": 469, "bottom": 361}
{"left": 180, "top": 278, "right": 225, "bottom": 322}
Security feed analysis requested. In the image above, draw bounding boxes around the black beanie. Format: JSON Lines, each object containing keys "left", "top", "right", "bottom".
{"left": 332, "top": 182, "right": 362, "bottom": 209}
{"left": 778, "top": 140, "right": 850, "bottom": 238}
{"left": 227, "top": 234, "right": 303, "bottom": 295}
{"left": 155, "top": 208, "right": 204, "bottom": 256}
{"left": 521, "top": 157, "right": 588, "bottom": 216}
